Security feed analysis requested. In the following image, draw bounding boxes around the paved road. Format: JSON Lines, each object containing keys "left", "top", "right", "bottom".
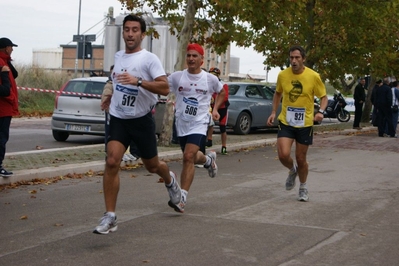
{"left": 1, "top": 127, "right": 398, "bottom": 265}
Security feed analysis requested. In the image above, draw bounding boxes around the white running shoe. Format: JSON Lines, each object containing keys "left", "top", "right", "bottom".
{"left": 285, "top": 165, "right": 297, "bottom": 190}
{"left": 126, "top": 153, "right": 139, "bottom": 161}
{"left": 122, "top": 154, "right": 130, "bottom": 162}
{"left": 122, "top": 153, "right": 139, "bottom": 162}
{"left": 298, "top": 187, "right": 309, "bottom": 202}
{"left": 93, "top": 212, "right": 118, "bottom": 234}
{"left": 205, "top": 151, "right": 218, "bottom": 178}
{"left": 166, "top": 171, "right": 181, "bottom": 205}
{"left": 168, "top": 192, "right": 186, "bottom": 213}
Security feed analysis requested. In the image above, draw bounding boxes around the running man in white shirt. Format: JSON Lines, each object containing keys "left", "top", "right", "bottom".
{"left": 94, "top": 14, "right": 181, "bottom": 234}
{"left": 167, "top": 43, "right": 225, "bottom": 213}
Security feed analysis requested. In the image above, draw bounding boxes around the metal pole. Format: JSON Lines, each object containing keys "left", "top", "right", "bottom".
{"left": 82, "top": 36, "right": 85, "bottom": 77}
{"left": 74, "top": 0, "right": 82, "bottom": 77}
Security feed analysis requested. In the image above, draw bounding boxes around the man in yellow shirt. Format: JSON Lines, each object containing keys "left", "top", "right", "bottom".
{"left": 267, "top": 45, "right": 328, "bottom": 202}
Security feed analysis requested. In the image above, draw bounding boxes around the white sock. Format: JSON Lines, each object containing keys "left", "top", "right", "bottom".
{"left": 290, "top": 165, "right": 297, "bottom": 173}
{"left": 106, "top": 212, "right": 116, "bottom": 217}
{"left": 300, "top": 182, "right": 307, "bottom": 188}
{"left": 181, "top": 189, "right": 188, "bottom": 203}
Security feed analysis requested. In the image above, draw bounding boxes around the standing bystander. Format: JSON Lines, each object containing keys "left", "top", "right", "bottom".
{"left": 206, "top": 67, "right": 230, "bottom": 154}
{"left": 353, "top": 77, "right": 366, "bottom": 129}
{"left": 167, "top": 43, "right": 225, "bottom": 213}
{"left": 389, "top": 81, "right": 399, "bottom": 136}
{"left": 267, "top": 45, "right": 328, "bottom": 202}
{"left": 0, "top": 37, "right": 19, "bottom": 178}
{"left": 374, "top": 77, "right": 395, "bottom": 137}
{"left": 94, "top": 14, "right": 181, "bottom": 234}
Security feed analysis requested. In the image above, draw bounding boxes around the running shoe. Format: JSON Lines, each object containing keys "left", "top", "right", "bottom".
{"left": 122, "top": 154, "right": 130, "bottom": 162}
{"left": 0, "top": 168, "right": 13, "bottom": 178}
{"left": 298, "top": 187, "right": 309, "bottom": 202}
{"left": 168, "top": 197, "right": 185, "bottom": 213}
{"left": 204, "top": 151, "right": 218, "bottom": 178}
{"left": 93, "top": 212, "right": 118, "bottom": 234}
{"left": 221, "top": 146, "right": 227, "bottom": 155}
{"left": 166, "top": 171, "right": 181, "bottom": 205}
{"left": 285, "top": 165, "right": 297, "bottom": 190}
{"left": 126, "top": 153, "right": 140, "bottom": 161}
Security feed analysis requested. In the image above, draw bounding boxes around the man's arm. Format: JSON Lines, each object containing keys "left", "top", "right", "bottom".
{"left": 0, "top": 66, "right": 11, "bottom": 97}
{"left": 116, "top": 73, "right": 170, "bottom": 96}
{"left": 267, "top": 91, "right": 282, "bottom": 126}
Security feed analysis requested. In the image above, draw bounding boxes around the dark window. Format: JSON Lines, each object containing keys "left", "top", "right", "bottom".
{"left": 228, "top": 85, "right": 240, "bottom": 95}
{"left": 245, "top": 86, "right": 263, "bottom": 98}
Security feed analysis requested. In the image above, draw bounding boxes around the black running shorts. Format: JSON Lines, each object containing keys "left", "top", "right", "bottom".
{"left": 108, "top": 113, "right": 158, "bottom": 159}
{"left": 277, "top": 121, "right": 313, "bottom": 145}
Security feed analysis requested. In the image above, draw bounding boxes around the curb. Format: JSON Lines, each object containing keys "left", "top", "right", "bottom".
{"left": 0, "top": 139, "right": 276, "bottom": 185}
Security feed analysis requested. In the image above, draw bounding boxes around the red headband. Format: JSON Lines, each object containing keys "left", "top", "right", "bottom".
{"left": 187, "top": 43, "right": 204, "bottom": 56}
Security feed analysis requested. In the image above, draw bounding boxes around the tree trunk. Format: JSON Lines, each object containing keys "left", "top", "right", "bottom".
{"left": 158, "top": 0, "right": 197, "bottom": 146}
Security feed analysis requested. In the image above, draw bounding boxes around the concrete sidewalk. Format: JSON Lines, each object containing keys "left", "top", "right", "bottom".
{"left": 1, "top": 124, "right": 398, "bottom": 265}
{"left": 0, "top": 125, "right": 382, "bottom": 186}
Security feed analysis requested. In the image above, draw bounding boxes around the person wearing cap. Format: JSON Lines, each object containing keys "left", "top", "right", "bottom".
{"left": 167, "top": 43, "right": 225, "bottom": 213}
{"left": 0, "top": 37, "right": 19, "bottom": 178}
{"left": 207, "top": 67, "right": 229, "bottom": 154}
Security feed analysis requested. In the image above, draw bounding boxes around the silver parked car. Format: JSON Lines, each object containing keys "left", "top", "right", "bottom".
{"left": 51, "top": 77, "right": 166, "bottom": 141}
{"left": 51, "top": 77, "right": 108, "bottom": 141}
{"left": 226, "top": 82, "right": 280, "bottom": 134}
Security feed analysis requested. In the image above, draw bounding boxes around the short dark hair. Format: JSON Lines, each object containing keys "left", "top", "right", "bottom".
{"left": 289, "top": 45, "right": 306, "bottom": 58}
{"left": 123, "top": 14, "right": 146, "bottom": 33}
{"left": 392, "top": 81, "right": 398, "bottom": 87}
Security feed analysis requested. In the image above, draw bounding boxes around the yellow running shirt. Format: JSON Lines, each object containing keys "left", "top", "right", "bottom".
{"left": 276, "top": 67, "right": 326, "bottom": 127}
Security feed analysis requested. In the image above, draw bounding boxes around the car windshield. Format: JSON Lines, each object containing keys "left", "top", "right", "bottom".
{"left": 63, "top": 81, "right": 105, "bottom": 96}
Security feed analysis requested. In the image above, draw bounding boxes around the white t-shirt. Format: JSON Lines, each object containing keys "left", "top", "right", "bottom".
{"left": 168, "top": 70, "right": 222, "bottom": 136}
{"left": 109, "top": 49, "right": 166, "bottom": 119}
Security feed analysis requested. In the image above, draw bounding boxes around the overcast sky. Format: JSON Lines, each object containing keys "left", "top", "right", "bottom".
{"left": 2, "top": 0, "right": 278, "bottom": 82}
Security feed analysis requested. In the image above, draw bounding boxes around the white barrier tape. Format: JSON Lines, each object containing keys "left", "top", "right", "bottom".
{"left": 17, "top": 86, "right": 172, "bottom": 102}
{"left": 17, "top": 86, "right": 102, "bottom": 97}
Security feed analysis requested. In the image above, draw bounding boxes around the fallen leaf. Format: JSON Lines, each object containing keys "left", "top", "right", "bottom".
{"left": 20, "top": 215, "right": 28, "bottom": 220}
{"left": 54, "top": 223, "right": 64, "bottom": 227}
{"left": 36, "top": 145, "right": 43, "bottom": 150}
{"left": 29, "top": 190, "right": 37, "bottom": 194}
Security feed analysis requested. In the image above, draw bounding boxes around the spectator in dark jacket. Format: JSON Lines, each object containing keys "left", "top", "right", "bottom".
{"left": 387, "top": 81, "right": 399, "bottom": 136}
{"left": 374, "top": 78, "right": 395, "bottom": 137}
{"left": 353, "top": 78, "right": 366, "bottom": 129}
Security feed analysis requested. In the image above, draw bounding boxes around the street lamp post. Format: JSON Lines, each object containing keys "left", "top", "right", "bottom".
{"left": 74, "top": 0, "right": 82, "bottom": 77}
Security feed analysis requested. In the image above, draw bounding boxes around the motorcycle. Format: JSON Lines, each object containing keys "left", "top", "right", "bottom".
{"left": 314, "top": 90, "right": 351, "bottom": 122}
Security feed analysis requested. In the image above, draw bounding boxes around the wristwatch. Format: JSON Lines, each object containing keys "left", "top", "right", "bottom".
{"left": 318, "top": 109, "right": 324, "bottom": 114}
{"left": 137, "top": 77, "right": 142, "bottom": 87}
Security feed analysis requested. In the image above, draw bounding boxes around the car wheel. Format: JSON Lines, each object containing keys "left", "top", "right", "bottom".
{"left": 233, "top": 112, "right": 252, "bottom": 135}
{"left": 52, "top": 130, "right": 69, "bottom": 141}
